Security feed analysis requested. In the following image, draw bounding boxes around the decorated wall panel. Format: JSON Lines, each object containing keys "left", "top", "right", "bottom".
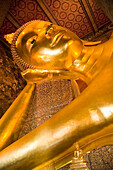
{"left": 89, "top": 0, "right": 110, "bottom": 28}
{"left": 0, "top": 18, "right": 16, "bottom": 34}
{"left": 44, "top": 0, "right": 93, "bottom": 37}
{"left": 9, "top": 0, "right": 50, "bottom": 25}
{"left": 0, "top": 0, "right": 111, "bottom": 39}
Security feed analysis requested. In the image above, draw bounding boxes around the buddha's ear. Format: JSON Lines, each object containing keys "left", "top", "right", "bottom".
{"left": 81, "top": 39, "right": 101, "bottom": 46}
{"left": 4, "top": 33, "right": 14, "bottom": 44}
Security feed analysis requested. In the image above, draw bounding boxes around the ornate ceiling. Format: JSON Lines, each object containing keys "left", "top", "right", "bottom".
{"left": 0, "top": 0, "right": 111, "bottom": 39}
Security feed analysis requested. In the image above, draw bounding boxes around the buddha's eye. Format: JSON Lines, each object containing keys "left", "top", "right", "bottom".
{"left": 45, "top": 24, "right": 54, "bottom": 38}
{"left": 26, "top": 35, "right": 38, "bottom": 52}
{"left": 31, "top": 38, "right": 36, "bottom": 44}
{"left": 46, "top": 24, "right": 53, "bottom": 32}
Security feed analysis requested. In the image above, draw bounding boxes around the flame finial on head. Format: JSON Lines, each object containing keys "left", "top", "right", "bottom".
{"left": 4, "top": 33, "right": 14, "bottom": 44}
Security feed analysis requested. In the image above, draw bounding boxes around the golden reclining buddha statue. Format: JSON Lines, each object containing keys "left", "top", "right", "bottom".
{"left": 0, "top": 20, "right": 113, "bottom": 169}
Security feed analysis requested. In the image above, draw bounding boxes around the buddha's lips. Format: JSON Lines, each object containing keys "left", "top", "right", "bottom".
{"left": 50, "top": 32, "right": 64, "bottom": 47}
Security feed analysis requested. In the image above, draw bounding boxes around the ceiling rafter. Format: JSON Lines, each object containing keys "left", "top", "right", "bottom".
{"left": 85, "top": 0, "right": 98, "bottom": 31}
{"left": 0, "top": 0, "right": 111, "bottom": 40}
{"left": 80, "top": 0, "right": 98, "bottom": 32}
{"left": 36, "top": 0, "right": 59, "bottom": 25}
{"left": 0, "top": 35, "right": 10, "bottom": 49}
{"left": 7, "top": 11, "right": 21, "bottom": 29}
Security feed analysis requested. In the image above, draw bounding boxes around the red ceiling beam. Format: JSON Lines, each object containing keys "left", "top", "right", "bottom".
{"left": 36, "top": 0, "right": 59, "bottom": 25}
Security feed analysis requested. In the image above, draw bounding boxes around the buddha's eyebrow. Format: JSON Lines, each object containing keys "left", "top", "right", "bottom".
{"left": 22, "top": 32, "right": 37, "bottom": 43}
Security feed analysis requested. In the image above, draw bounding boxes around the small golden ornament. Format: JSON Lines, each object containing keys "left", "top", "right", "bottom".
{"left": 4, "top": 33, "right": 14, "bottom": 44}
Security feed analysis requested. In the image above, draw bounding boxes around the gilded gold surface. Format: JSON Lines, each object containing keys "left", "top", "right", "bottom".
{"left": 0, "top": 20, "right": 113, "bottom": 169}
{"left": 4, "top": 33, "right": 14, "bottom": 44}
{"left": 0, "top": 83, "right": 35, "bottom": 151}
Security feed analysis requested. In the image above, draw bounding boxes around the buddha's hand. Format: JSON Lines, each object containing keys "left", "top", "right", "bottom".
{"left": 21, "top": 69, "right": 53, "bottom": 83}
{"left": 21, "top": 68, "right": 81, "bottom": 83}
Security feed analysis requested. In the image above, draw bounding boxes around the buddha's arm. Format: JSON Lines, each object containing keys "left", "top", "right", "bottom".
{"left": 0, "top": 83, "right": 35, "bottom": 151}
{"left": 0, "top": 58, "right": 113, "bottom": 170}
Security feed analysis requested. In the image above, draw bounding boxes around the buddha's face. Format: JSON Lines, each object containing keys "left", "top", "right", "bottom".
{"left": 16, "top": 21, "right": 83, "bottom": 70}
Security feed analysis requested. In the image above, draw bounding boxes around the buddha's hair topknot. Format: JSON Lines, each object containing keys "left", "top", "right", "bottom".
{"left": 11, "top": 20, "right": 39, "bottom": 71}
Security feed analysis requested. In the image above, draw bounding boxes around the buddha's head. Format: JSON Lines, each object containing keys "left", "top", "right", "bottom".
{"left": 11, "top": 20, "right": 84, "bottom": 71}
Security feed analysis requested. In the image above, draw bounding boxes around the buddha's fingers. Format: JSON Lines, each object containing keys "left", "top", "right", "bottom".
{"left": 0, "top": 83, "right": 35, "bottom": 151}
{"left": 22, "top": 68, "right": 89, "bottom": 83}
